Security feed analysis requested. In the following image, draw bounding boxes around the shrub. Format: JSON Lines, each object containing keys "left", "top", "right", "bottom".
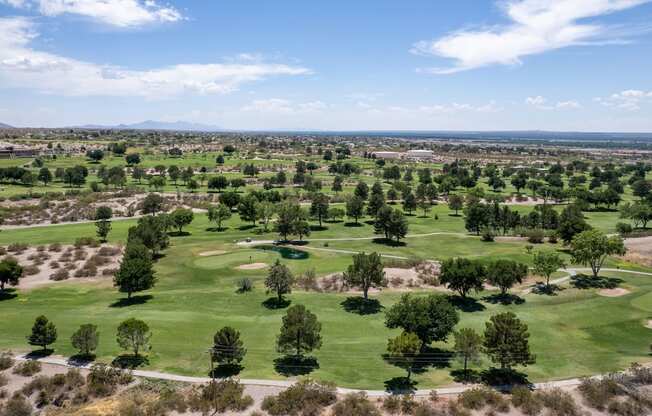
{"left": 331, "top": 392, "right": 380, "bottom": 416}
{"left": 22, "top": 265, "right": 40, "bottom": 276}
{"left": 49, "top": 261, "right": 60, "bottom": 269}
{"left": 458, "top": 387, "right": 507, "bottom": 411}
{"left": 74, "top": 237, "right": 100, "bottom": 248}
{"left": 48, "top": 243, "right": 62, "bottom": 252}
{"left": 548, "top": 233, "right": 558, "bottom": 244}
{"left": 236, "top": 278, "right": 253, "bottom": 293}
{"left": 616, "top": 222, "right": 633, "bottom": 235}
{"left": 578, "top": 377, "right": 622, "bottom": 410}
{"left": 412, "top": 402, "right": 447, "bottom": 416}
{"left": 98, "top": 246, "right": 121, "bottom": 256}
{"left": 86, "top": 363, "right": 132, "bottom": 397}
{"left": 50, "top": 269, "right": 70, "bottom": 281}
{"left": 0, "top": 373, "right": 7, "bottom": 388}
{"left": 188, "top": 379, "right": 253, "bottom": 414}
{"left": 607, "top": 397, "right": 648, "bottom": 416}
{"left": 526, "top": 229, "right": 545, "bottom": 244}
{"left": 12, "top": 360, "right": 42, "bottom": 377}
{"left": 535, "top": 388, "right": 580, "bottom": 416}
{"left": 261, "top": 379, "right": 337, "bottom": 416}
{"left": 7, "top": 243, "right": 28, "bottom": 253}
{"left": 2, "top": 393, "right": 33, "bottom": 416}
{"left": 382, "top": 395, "right": 401, "bottom": 414}
{"left": 481, "top": 228, "right": 496, "bottom": 242}
{"left": 0, "top": 352, "right": 15, "bottom": 370}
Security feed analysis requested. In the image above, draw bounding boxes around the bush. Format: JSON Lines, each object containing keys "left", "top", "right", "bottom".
{"left": 547, "top": 233, "right": 558, "bottom": 244}
{"left": 458, "top": 387, "right": 508, "bottom": 411}
{"left": 7, "top": 243, "right": 28, "bottom": 253}
{"left": 48, "top": 243, "right": 62, "bottom": 252}
{"left": 0, "top": 373, "right": 7, "bottom": 388}
{"left": 261, "top": 379, "right": 337, "bottom": 416}
{"left": 86, "top": 363, "right": 132, "bottom": 397}
{"left": 526, "top": 229, "right": 545, "bottom": 244}
{"left": 2, "top": 393, "right": 33, "bottom": 416}
{"left": 510, "top": 386, "right": 543, "bottom": 415}
{"left": 74, "top": 237, "right": 99, "bottom": 248}
{"left": 236, "top": 278, "right": 253, "bottom": 293}
{"left": 0, "top": 351, "right": 14, "bottom": 370}
{"left": 412, "top": 402, "right": 447, "bottom": 416}
{"left": 481, "top": 228, "right": 496, "bottom": 242}
{"left": 382, "top": 395, "right": 401, "bottom": 414}
{"left": 50, "top": 269, "right": 70, "bottom": 281}
{"left": 607, "top": 397, "right": 649, "bottom": 416}
{"left": 22, "top": 265, "right": 40, "bottom": 276}
{"left": 13, "top": 360, "right": 41, "bottom": 377}
{"left": 188, "top": 379, "right": 253, "bottom": 414}
{"left": 331, "top": 392, "right": 380, "bottom": 416}
{"left": 616, "top": 222, "right": 633, "bottom": 235}
{"left": 535, "top": 388, "right": 580, "bottom": 416}
{"left": 578, "top": 377, "right": 622, "bottom": 410}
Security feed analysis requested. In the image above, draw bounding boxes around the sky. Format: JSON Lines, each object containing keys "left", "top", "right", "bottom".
{"left": 0, "top": 0, "right": 651, "bottom": 132}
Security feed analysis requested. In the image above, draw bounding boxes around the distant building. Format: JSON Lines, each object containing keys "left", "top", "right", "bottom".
{"left": 0, "top": 142, "right": 39, "bottom": 159}
{"left": 406, "top": 149, "right": 434, "bottom": 160}
{"left": 373, "top": 151, "right": 401, "bottom": 160}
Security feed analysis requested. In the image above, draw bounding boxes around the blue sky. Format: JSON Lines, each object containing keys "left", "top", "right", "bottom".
{"left": 1, "top": 0, "right": 651, "bottom": 131}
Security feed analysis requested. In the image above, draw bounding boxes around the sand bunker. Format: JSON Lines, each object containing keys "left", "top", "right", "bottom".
{"left": 645, "top": 320, "right": 652, "bottom": 329}
{"left": 235, "top": 263, "right": 268, "bottom": 270}
{"left": 198, "top": 250, "right": 227, "bottom": 257}
{"left": 598, "top": 288, "right": 631, "bottom": 297}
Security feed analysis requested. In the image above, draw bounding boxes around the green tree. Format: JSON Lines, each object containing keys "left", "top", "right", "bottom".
{"left": 71, "top": 324, "right": 99, "bottom": 357}
{"left": 208, "top": 204, "right": 232, "bottom": 230}
{"left": 114, "top": 242, "right": 156, "bottom": 299}
{"left": 387, "top": 209, "right": 408, "bottom": 243}
{"left": 532, "top": 251, "right": 566, "bottom": 287}
{"left": 257, "top": 201, "right": 276, "bottom": 232}
{"left": 367, "top": 182, "right": 386, "bottom": 217}
{"left": 116, "top": 318, "right": 151, "bottom": 357}
{"left": 167, "top": 165, "right": 180, "bottom": 185}
{"left": 483, "top": 312, "right": 535, "bottom": 369}
{"left": 211, "top": 326, "right": 246, "bottom": 367}
{"left": 440, "top": 258, "right": 486, "bottom": 299}
{"left": 28, "top": 315, "right": 57, "bottom": 352}
{"left": 265, "top": 260, "right": 294, "bottom": 302}
{"left": 343, "top": 252, "right": 385, "bottom": 300}
{"left": 277, "top": 305, "right": 322, "bottom": 357}
{"left": 402, "top": 192, "right": 417, "bottom": 215}
{"left": 387, "top": 331, "right": 421, "bottom": 379}
{"left": 486, "top": 259, "right": 528, "bottom": 295}
{"left": 558, "top": 204, "right": 590, "bottom": 244}
{"left": 127, "top": 215, "right": 169, "bottom": 256}
{"left": 385, "top": 294, "right": 459, "bottom": 349}
{"left": 346, "top": 195, "right": 365, "bottom": 224}
{"left": 170, "top": 208, "right": 194, "bottom": 234}
{"left": 373, "top": 205, "right": 393, "bottom": 239}
{"left": 37, "top": 167, "right": 52, "bottom": 186}
{"left": 448, "top": 194, "right": 464, "bottom": 216}
{"left": 238, "top": 194, "right": 259, "bottom": 226}
{"left": 570, "top": 229, "right": 626, "bottom": 279}
{"left": 94, "top": 205, "right": 113, "bottom": 242}
{"left": 208, "top": 175, "right": 230, "bottom": 192}
{"left": 464, "top": 202, "right": 490, "bottom": 235}
{"left": 141, "top": 193, "right": 165, "bottom": 215}
{"left": 453, "top": 328, "right": 483, "bottom": 381}
{"left": 310, "top": 193, "right": 330, "bottom": 227}
{"left": 354, "top": 181, "right": 369, "bottom": 199}
{"left": 125, "top": 153, "right": 141, "bottom": 166}
{"left": 0, "top": 257, "right": 23, "bottom": 292}
{"left": 86, "top": 149, "right": 104, "bottom": 163}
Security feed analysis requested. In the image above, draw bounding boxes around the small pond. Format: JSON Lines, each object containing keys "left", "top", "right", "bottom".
{"left": 254, "top": 245, "right": 310, "bottom": 260}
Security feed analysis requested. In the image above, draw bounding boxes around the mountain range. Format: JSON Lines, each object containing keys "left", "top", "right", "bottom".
{"left": 76, "top": 120, "right": 223, "bottom": 132}
{"left": 0, "top": 122, "right": 14, "bottom": 129}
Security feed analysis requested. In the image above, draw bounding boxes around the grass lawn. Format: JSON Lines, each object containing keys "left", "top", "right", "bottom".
{"left": 0, "top": 212, "right": 651, "bottom": 389}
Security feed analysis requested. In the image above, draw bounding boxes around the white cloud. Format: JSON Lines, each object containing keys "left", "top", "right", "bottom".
{"left": 1, "top": 0, "right": 183, "bottom": 27}
{"left": 556, "top": 100, "right": 581, "bottom": 109}
{"left": 526, "top": 96, "right": 547, "bottom": 106}
{"left": 595, "top": 88, "right": 652, "bottom": 111}
{"left": 526, "top": 96, "right": 581, "bottom": 110}
{"left": 413, "top": 0, "right": 651, "bottom": 74}
{"left": 416, "top": 101, "right": 504, "bottom": 115}
{"left": 241, "top": 98, "right": 327, "bottom": 115}
{"left": 0, "top": 17, "right": 311, "bottom": 98}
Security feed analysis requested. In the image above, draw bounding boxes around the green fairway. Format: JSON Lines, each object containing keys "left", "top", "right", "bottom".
{"left": 0, "top": 214, "right": 651, "bottom": 389}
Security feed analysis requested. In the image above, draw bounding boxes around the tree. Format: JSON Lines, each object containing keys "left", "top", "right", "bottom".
{"left": 208, "top": 175, "right": 230, "bottom": 192}
{"left": 265, "top": 259, "right": 294, "bottom": 302}
{"left": 483, "top": 312, "right": 535, "bottom": 369}
{"left": 71, "top": 324, "right": 99, "bottom": 357}
{"left": 141, "top": 193, "right": 165, "bottom": 215}
{"left": 558, "top": 204, "right": 591, "bottom": 244}
{"left": 223, "top": 144, "right": 236, "bottom": 154}
{"left": 511, "top": 174, "right": 527, "bottom": 194}
{"left": 373, "top": 205, "right": 393, "bottom": 239}
{"left": 346, "top": 195, "right": 365, "bottom": 224}
{"left": 332, "top": 175, "right": 343, "bottom": 192}
{"left": 464, "top": 202, "right": 490, "bottom": 235}
{"left": 220, "top": 191, "right": 241, "bottom": 210}
{"left": 170, "top": 208, "right": 194, "bottom": 234}
{"left": 128, "top": 215, "right": 169, "bottom": 256}
{"left": 238, "top": 194, "right": 259, "bottom": 226}
{"left": 37, "top": 167, "right": 52, "bottom": 186}
{"left": 86, "top": 149, "right": 104, "bottom": 163}
{"left": 275, "top": 200, "right": 304, "bottom": 241}
{"left": 114, "top": 241, "right": 156, "bottom": 299}
{"left": 620, "top": 201, "right": 652, "bottom": 229}
{"left": 277, "top": 304, "right": 322, "bottom": 357}
{"left": 385, "top": 294, "right": 459, "bottom": 348}
{"left": 453, "top": 328, "right": 483, "bottom": 381}
{"left": 387, "top": 209, "right": 408, "bottom": 243}
{"left": 211, "top": 326, "right": 246, "bottom": 367}
{"left": 448, "top": 194, "right": 464, "bottom": 216}
{"left": 354, "top": 181, "right": 369, "bottom": 199}
{"left": 367, "top": 182, "right": 386, "bottom": 217}
{"left": 207, "top": 204, "right": 232, "bottom": 230}
{"left": 387, "top": 331, "right": 421, "bottom": 380}
{"left": 632, "top": 179, "right": 651, "bottom": 199}
{"left": 28, "top": 315, "right": 57, "bottom": 351}
{"left": 167, "top": 165, "right": 180, "bottom": 185}
{"left": 532, "top": 251, "right": 566, "bottom": 287}
{"left": 486, "top": 259, "right": 528, "bottom": 295}
{"left": 310, "top": 193, "right": 330, "bottom": 227}
{"left": 257, "top": 201, "right": 276, "bottom": 232}
{"left": 116, "top": 318, "right": 151, "bottom": 357}
{"left": 125, "top": 153, "right": 141, "bottom": 166}
{"left": 0, "top": 257, "right": 23, "bottom": 291}
{"left": 570, "top": 229, "right": 626, "bottom": 279}
{"left": 94, "top": 205, "right": 113, "bottom": 242}
{"left": 402, "top": 192, "right": 417, "bottom": 215}
{"left": 440, "top": 258, "right": 486, "bottom": 299}
{"left": 343, "top": 252, "right": 385, "bottom": 300}
{"left": 215, "top": 154, "right": 225, "bottom": 164}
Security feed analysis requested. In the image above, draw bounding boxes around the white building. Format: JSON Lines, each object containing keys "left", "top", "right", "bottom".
{"left": 406, "top": 149, "right": 434, "bottom": 160}
{"left": 373, "top": 151, "right": 401, "bottom": 160}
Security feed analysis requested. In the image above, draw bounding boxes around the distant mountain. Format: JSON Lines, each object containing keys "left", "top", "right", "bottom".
{"left": 0, "top": 122, "right": 14, "bottom": 129}
{"left": 77, "top": 120, "right": 223, "bottom": 132}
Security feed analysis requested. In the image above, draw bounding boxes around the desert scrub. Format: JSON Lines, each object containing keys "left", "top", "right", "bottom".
{"left": 12, "top": 360, "right": 42, "bottom": 377}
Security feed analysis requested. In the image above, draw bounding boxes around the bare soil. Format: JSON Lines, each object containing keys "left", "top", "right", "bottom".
{"left": 598, "top": 288, "right": 631, "bottom": 297}
{"left": 197, "top": 250, "right": 227, "bottom": 257}
{"left": 235, "top": 262, "right": 268, "bottom": 270}
{"left": 623, "top": 236, "right": 652, "bottom": 267}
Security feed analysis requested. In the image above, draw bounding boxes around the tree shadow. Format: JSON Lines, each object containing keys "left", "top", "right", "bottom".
{"left": 109, "top": 295, "right": 153, "bottom": 308}
{"left": 482, "top": 293, "right": 525, "bottom": 305}
{"left": 480, "top": 368, "right": 532, "bottom": 389}
{"left": 571, "top": 274, "right": 623, "bottom": 289}
{"left": 168, "top": 231, "right": 191, "bottom": 237}
{"left": 364, "top": 220, "right": 375, "bottom": 226}
{"left": 0, "top": 288, "right": 17, "bottom": 301}
{"left": 112, "top": 354, "right": 149, "bottom": 369}
{"left": 309, "top": 225, "right": 328, "bottom": 232}
{"left": 340, "top": 297, "right": 383, "bottom": 315}
{"left": 209, "top": 364, "right": 244, "bottom": 378}
{"left": 344, "top": 222, "right": 364, "bottom": 227}
{"left": 451, "top": 369, "right": 482, "bottom": 384}
{"left": 448, "top": 296, "right": 486, "bottom": 312}
{"left": 68, "top": 354, "right": 96, "bottom": 367}
{"left": 531, "top": 284, "right": 563, "bottom": 296}
{"left": 414, "top": 347, "right": 454, "bottom": 371}
{"left": 205, "top": 227, "right": 227, "bottom": 232}
{"left": 384, "top": 377, "right": 417, "bottom": 394}
{"left": 372, "top": 238, "right": 406, "bottom": 247}
{"left": 262, "top": 297, "right": 291, "bottom": 309}
{"left": 273, "top": 355, "right": 319, "bottom": 377}
{"left": 25, "top": 349, "right": 53, "bottom": 359}
{"left": 238, "top": 224, "right": 257, "bottom": 231}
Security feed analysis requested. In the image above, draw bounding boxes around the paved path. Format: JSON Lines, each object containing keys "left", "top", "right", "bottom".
{"left": 14, "top": 354, "right": 602, "bottom": 397}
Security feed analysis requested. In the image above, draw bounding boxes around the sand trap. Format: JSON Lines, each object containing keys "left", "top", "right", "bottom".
{"left": 235, "top": 263, "right": 268, "bottom": 270}
{"left": 198, "top": 250, "right": 227, "bottom": 257}
{"left": 645, "top": 320, "right": 652, "bottom": 329}
{"left": 598, "top": 288, "right": 631, "bottom": 297}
